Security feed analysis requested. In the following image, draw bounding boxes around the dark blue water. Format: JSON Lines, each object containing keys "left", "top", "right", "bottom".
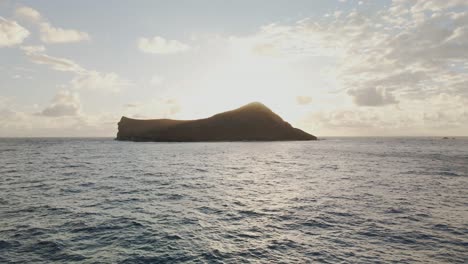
{"left": 0, "top": 138, "right": 467, "bottom": 263}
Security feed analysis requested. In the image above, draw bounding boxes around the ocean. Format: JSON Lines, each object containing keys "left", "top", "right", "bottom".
{"left": 0, "top": 137, "right": 467, "bottom": 263}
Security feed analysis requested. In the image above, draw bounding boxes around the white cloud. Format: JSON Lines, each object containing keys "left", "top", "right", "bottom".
{"left": 296, "top": 96, "right": 313, "bottom": 105}
{"left": 238, "top": 2, "right": 468, "bottom": 108}
{"left": 25, "top": 51, "right": 86, "bottom": 73}
{"left": 20, "top": 45, "right": 45, "bottom": 53}
{"left": 39, "top": 90, "right": 81, "bottom": 117}
{"left": 150, "top": 75, "right": 164, "bottom": 86}
{"left": 0, "top": 95, "right": 120, "bottom": 137}
{"left": 398, "top": 0, "right": 468, "bottom": 14}
{"left": 15, "top": 6, "right": 42, "bottom": 22}
{"left": 22, "top": 47, "right": 131, "bottom": 93}
{"left": 123, "top": 103, "right": 141, "bottom": 108}
{"left": 241, "top": 24, "right": 329, "bottom": 58}
{"left": 138, "top": 36, "right": 190, "bottom": 54}
{"left": 39, "top": 22, "right": 90, "bottom": 44}
{"left": 122, "top": 98, "right": 181, "bottom": 119}
{"left": 347, "top": 87, "right": 398, "bottom": 106}
{"left": 0, "top": 108, "right": 28, "bottom": 131}
{"left": 15, "top": 6, "right": 90, "bottom": 44}
{"left": 300, "top": 93, "right": 468, "bottom": 136}
{"left": 70, "top": 71, "right": 131, "bottom": 92}
{"left": 0, "top": 17, "right": 29, "bottom": 47}
{"left": 0, "top": 108, "right": 118, "bottom": 137}
{"left": 164, "top": 99, "right": 181, "bottom": 115}
{"left": 0, "top": 96, "right": 14, "bottom": 108}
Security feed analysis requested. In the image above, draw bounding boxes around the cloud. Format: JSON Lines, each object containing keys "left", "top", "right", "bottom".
{"left": 70, "top": 71, "right": 132, "bottom": 92}
{"left": 0, "top": 17, "right": 29, "bottom": 47}
{"left": 239, "top": 1, "right": 468, "bottom": 108}
{"left": 347, "top": 87, "right": 398, "bottom": 106}
{"left": 25, "top": 51, "right": 86, "bottom": 73}
{"left": 0, "top": 95, "right": 120, "bottom": 137}
{"left": 0, "top": 108, "right": 29, "bottom": 131}
{"left": 138, "top": 36, "right": 190, "bottom": 54}
{"left": 321, "top": 3, "right": 468, "bottom": 103}
{"left": 300, "top": 93, "right": 468, "bottom": 136}
{"left": 231, "top": 23, "right": 332, "bottom": 58}
{"left": 15, "top": 8, "right": 127, "bottom": 93}
{"left": 122, "top": 98, "right": 181, "bottom": 118}
{"left": 0, "top": 97, "right": 28, "bottom": 127}
{"left": 39, "top": 22, "right": 90, "bottom": 44}
{"left": 21, "top": 47, "right": 131, "bottom": 92}
{"left": 164, "top": 99, "right": 181, "bottom": 115}
{"left": 15, "top": 6, "right": 90, "bottom": 44}
{"left": 400, "top": 0, "right": 468, "bottom": 13}
{"left": 20, "top": 45, "right": 45, "bottom": 53}
{"left": 15, "top": 6, "right": 42, "bottom": 22}
{"left": 150, "top": 74, "right": 164, "bottom": 86}
{"left": 296, "top": 96, "right": 313, "bottom": 105}
{"left": 39, "top": 90, "right": 81, "bottom": 117}
{"left": 0, "top": 106, "right": 118, "bottom": 137}
{"left": 0, "top": 96, "right": 14, "bottom": 108}
{"left": 123, "top": 103, "right": 141, "bottom": 108}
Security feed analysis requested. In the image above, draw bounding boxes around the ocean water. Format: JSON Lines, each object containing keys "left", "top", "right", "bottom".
{"left": 0, "top": 137, "right": 467, "bottom": 263}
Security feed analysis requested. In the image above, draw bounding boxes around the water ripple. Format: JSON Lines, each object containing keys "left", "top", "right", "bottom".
{"left": 0, "top": 137, "right": 467, "bottom": 263}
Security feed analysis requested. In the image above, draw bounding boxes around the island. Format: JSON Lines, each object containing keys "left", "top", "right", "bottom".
{"left": 116, "top": 102, "right": 317, "bottom": 142}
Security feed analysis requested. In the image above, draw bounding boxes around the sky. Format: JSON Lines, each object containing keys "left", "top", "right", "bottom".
{"left": 0, "top": 0, "right": 467, "bottom": 137}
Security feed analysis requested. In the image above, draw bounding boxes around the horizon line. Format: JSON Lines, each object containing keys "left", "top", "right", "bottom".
{"left": 0, "top": 136, "right": 466, "bottom": 139}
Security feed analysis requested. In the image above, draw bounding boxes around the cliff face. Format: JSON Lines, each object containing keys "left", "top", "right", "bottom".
{"left": 116, "top": 102, "right": 317, "bottom": 141}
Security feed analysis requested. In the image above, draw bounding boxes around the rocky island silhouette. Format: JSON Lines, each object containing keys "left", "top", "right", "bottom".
{"left": 116, "top": 102, "right": 317, "bottom": 142}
